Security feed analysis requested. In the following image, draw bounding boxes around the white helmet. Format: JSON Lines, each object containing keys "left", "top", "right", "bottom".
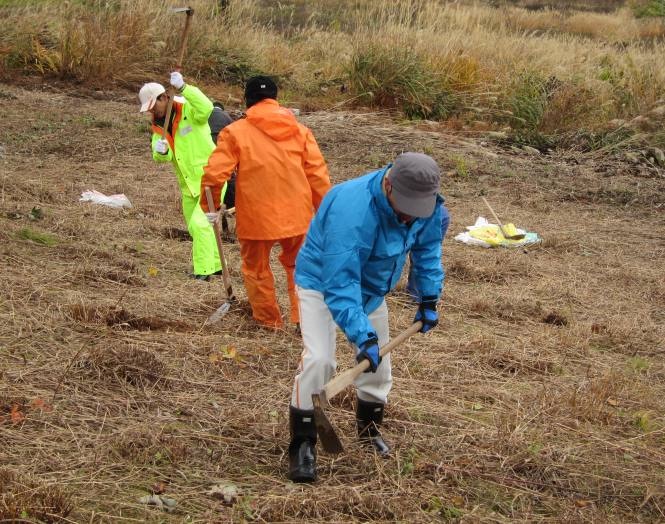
{"left": 138, "top": 82, "right": 165, "bottom": 113}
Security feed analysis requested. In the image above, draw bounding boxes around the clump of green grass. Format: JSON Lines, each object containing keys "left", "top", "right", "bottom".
{"left": 633, "top": 411, "right": 651, "bottom": 431}
{"left": 399, "top": 445, "right": 418, "bottom": 476}
{"left": 452, "top": 155, "right": 471, "bottom": 177}
{"left": 79, "top": 115, "right": 113, "bottom": 128}
{"left": 505, "top": 71, "right": 554, "bottom": 148}
{"left": 424, "top": 496, "right": 464, "bottom": 519}
{"left": 634, "top": 0, "right": 665, "bottom": 18}
{"left": 195, "top": 46, "right": 264, "bottom": 85}
{"left": 559, "top": 126, "right": 638, "bottom": 153}
{"left": 628, "top": 356, "right": 650, "bottom": 373}
{"left": 16, "top": 228, "right": 58, "bottom": 246}
{"left": 347, "top": 43, "right": 458, "bottom": 120}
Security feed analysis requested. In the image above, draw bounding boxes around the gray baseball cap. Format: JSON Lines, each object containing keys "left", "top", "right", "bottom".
{"left": 388, "top": 152, "right": 441, "bottom": 217}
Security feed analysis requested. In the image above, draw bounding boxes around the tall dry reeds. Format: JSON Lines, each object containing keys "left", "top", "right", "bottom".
{"left": 1, "top": 0, "right": 664, "bottom": 147}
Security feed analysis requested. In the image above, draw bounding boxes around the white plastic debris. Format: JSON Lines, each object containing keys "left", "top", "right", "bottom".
{"left": 79, "top": 190, "right": 132, "bottom": 209}
{"left": 207, "top": 483, "right": 240, "bottom": 505}
{"left": 138, "top": 494, "right": 177, "bottom": 512}
{"left": 454, "top": 216, "right": 540, "bottom": 248}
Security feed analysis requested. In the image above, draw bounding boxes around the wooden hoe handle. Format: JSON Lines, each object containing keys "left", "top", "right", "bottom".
{"left": 481, "top": 196, "right": 505, "bottom": 230}
{"left": 205, "top": 187, "right": 235, "bottom": 301}
{"left": 161, "top": 9, "right": 194, "bottom": 140}
{"left": 319, "top": 321, "right": 423, "bottom": 404}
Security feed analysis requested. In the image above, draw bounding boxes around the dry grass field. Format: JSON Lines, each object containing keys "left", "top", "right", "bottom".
{"left": 1, "top": 77, "right": 664, "bottom": 522}
{"left": 1, "top": 0, "right": 665, "bottom": 522}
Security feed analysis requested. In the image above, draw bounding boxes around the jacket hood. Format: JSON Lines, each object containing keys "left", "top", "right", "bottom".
{"left": 246, "top": 99, "right": 300, "bottom": 141}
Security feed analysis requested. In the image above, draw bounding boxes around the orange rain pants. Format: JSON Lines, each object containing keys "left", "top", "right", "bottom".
{"left": 239, "top": 234, "right": 305, "bottom": 328}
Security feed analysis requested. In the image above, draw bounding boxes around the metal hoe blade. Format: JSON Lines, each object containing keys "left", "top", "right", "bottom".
{"left": 310, "top": 323, "right": 423, "bottom": 455}
{"left": 204, "top": 302, "right": 231, "bottom": 326}
{"left": 481, "top": 196, "right": 525, "bottom": 241}
{"left": 312, "top": 392, "right": 344, "bottom": 454}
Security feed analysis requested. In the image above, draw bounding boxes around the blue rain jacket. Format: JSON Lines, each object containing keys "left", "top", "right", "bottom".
{"left": 295, "top": 166, "right": 448, "bottom": 347}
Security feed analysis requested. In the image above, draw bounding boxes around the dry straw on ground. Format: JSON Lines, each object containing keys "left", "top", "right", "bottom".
{"left": 1, "top": 75, "right": 664, "bottom": 522}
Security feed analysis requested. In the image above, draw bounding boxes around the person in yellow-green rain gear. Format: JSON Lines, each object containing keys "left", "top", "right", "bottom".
{"left": 138, "top": 71, "right": 226, "bottom": 281}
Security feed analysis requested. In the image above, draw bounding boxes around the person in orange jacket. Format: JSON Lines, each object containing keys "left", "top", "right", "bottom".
{"left": 201, "top": 76, "right": 331, "bottom": 329}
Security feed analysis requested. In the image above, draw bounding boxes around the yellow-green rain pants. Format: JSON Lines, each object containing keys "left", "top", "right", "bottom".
{"left": 181, "top": 185, "right": 226, "bottom": 276}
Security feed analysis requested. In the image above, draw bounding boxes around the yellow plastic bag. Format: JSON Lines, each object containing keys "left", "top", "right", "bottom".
{"left": 468, "top": 223, "right": 523, "bottom": 246}
{"left": 468, "top": 225, "right": 505, "bottom": 246}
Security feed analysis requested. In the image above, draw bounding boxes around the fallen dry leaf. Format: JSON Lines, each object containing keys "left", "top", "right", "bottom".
{"left": 151, "top": 481, "right": 168, "bottom": 495}
{"left": 222, "top": 345, "right": 237, "bottom": 359}
{"left": 450, "top": 495, "right": 465, "bottom": 506}
{"left": 10, "top": 405, "right": 25, "bottom": 424}
{"left": 575, "top": 499, "right": 592, "bottom": 508}
{"left": 591, "top": 323, "right": 606, "bottom": 334}
{"left": 210, "top": 346, "right": 242, "bottom": 364}
{"left": 31, "top": 397, "right": 53, "bottom": 412}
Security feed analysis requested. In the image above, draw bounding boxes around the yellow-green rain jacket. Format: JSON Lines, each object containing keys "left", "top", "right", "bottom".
{"left": 150, "top": 85, "right": 225, "bottom": 200}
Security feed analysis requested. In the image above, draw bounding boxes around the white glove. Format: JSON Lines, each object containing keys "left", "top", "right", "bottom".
{"left": 205, "top": 212, "right": 218, "bottom": 224}
{"left": 153, "top": 138, "right": 169, "bottom": 155}
{"left": 170, "top": 71, "right": 185, "bottom": 90}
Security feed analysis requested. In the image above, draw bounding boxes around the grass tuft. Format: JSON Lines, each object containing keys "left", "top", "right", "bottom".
{"left": 0, "top": 468, "right": 74, "bottom": 522}
{"left": 634, "top": 0, "right": 665, "bottom": 18}
{"left": 347, "top": 43, "right": 458, "bottom": 120}
{"left": 16, "top": 228, "right": 58, "bottom": 246}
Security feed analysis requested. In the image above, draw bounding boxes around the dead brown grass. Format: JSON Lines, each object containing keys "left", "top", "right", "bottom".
{"left": 0, "top": 82, "right": 664, "bottom": 522}
{"left": 0, "top": 468, "right": 74, "bottom": 522}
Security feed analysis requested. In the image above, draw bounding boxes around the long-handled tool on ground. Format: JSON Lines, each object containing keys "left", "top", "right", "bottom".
{"left": 481, "top": 196, "right": 525, "bottom": 241}
{"left": 204, "top": 187, "right": 236, "bottom": 325}
{"left": 311, "top": 321, "right": 423, "bottom": 454}
{"left": 162, "top": 7, "right": 194, "bottom": 141}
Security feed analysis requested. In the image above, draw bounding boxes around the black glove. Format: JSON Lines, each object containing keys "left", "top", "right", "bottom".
{"left": 356, "top": 335, "right": 381, "bottom": 373}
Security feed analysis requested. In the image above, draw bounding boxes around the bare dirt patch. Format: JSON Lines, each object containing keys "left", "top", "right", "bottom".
{"left": 1, "top": 82, "right": 664, "bottom": 522}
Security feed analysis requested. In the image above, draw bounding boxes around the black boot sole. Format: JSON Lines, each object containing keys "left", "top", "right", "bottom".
{"left": 288, "top": 469, "right": 317, "bottom": 483}
{"left": 360, "top": 436, "right": 391, "bottom": 457}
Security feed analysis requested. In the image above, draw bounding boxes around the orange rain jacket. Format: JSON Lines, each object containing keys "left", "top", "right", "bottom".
{"left": 200, "top": 99, "right": 331, "bottom": 240}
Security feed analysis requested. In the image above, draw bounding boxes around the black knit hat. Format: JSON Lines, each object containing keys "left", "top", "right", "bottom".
{"left": 244, "top": 76, "right": 278, "bottom": 108}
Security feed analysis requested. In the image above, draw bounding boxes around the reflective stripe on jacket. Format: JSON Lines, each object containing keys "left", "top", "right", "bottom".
{"left": 295, "top": 166, "right": 447, "bottom": 347}
{"left": 150, "top": 85, "right": 215, "bottom": 198}
{"left": 200, "top": 99, "right": 330, "bottom": 240}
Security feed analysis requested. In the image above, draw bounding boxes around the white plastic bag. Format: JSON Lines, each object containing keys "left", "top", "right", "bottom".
{"left": 79, "top": 190, "right": 132, "bottom": 209}
{"left": 454, "top": 216, "right": 540, "bottom": 248}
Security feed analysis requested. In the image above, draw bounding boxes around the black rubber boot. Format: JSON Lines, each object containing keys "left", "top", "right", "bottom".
{"left": 357, "top": 398, "right": 391, "bottom": 457}
{"left": 288, "top": 406, "right": 317, "bottom": 483}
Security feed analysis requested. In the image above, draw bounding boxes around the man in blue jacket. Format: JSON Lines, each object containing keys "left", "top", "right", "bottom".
{"left": 287, "top": 152, "right": 449, "bottom": 482}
